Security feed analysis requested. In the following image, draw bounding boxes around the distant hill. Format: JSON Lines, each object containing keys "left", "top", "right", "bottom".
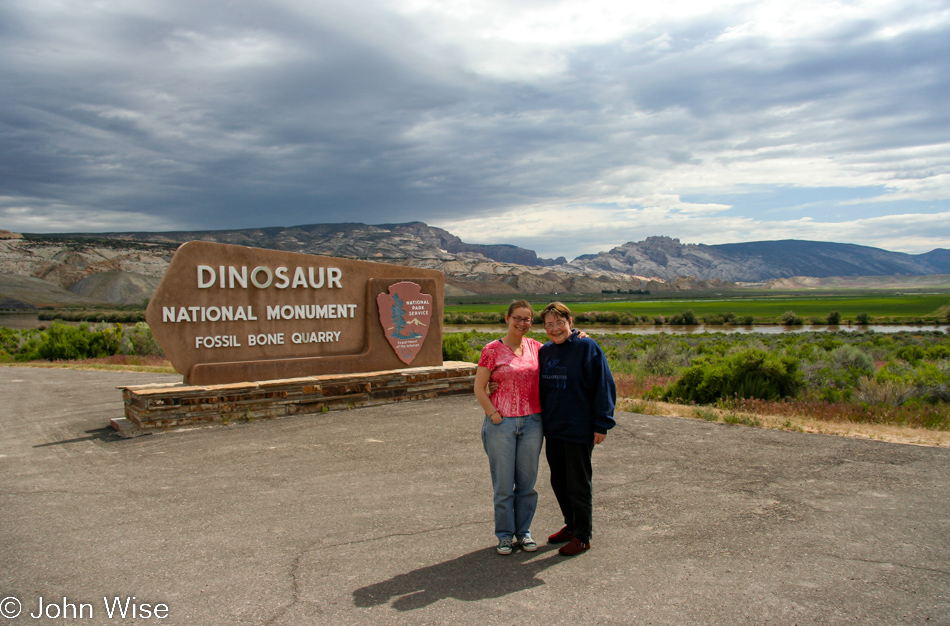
{"left": 2, "top": 223, "right": 949, "bottom": 306}
{"left": 918, "top": 248, "right": 950, "bottom": 272}
{"left": 0, "top": 274, "right": 103, "bottom": 308}
{"left": 572, "top": 236, "right": 950, "bottom": 282}
{"left": 49, "top": 221, "right": 566, "bottom": 267}
{"left": 68, "top": 270, "right": 161, "bottom": 306}
{"left": 376, "top": 222, "right": 567, "bottom": 266}
{"left": 1, "top": 224, "right": 658, "bottom": 305}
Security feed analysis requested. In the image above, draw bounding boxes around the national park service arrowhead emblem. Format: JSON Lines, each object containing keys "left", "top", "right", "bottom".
{"left": 376, "top": 281, "right": 433, "bottom": 365}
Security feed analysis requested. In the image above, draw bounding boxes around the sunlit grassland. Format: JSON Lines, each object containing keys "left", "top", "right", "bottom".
{"left": 445, "top": 293, "right": 950, "bottom": 321}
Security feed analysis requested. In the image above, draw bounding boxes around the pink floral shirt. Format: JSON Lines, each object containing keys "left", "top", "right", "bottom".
{"left": 477, "top": 338, "right": 542, "bottom": 417}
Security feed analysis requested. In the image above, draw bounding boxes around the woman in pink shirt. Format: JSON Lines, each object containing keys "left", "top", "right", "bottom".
{"left": 474, "top": 300, "right": 544, "bottom": 555}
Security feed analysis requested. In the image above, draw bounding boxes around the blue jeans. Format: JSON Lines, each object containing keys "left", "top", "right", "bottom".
{"left": 481, "top": 413, "right": 544, "bottom": 540}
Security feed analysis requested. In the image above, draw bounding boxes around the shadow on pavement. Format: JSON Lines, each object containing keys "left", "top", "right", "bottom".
{"left": 32, "top": 426, "right": 133, "bottom": 447}
{"left": 352, "top": 544, "right": 565, "bottom": 611}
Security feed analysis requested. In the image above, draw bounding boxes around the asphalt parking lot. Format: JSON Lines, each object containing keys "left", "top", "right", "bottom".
{"left": 1, "top": 366, "right": 948, "bottom": 625}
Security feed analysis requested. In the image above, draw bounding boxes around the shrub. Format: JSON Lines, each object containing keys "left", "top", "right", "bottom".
{"left": 830, "top": 345, "right": 875, "bottom": 375}
{"left": 36, "top": 322, "right": 122, "bottom": 361}
{"left": 442, "top": 333, "right": 480, "bottom": 363}
{"left": 723, "top": 413, "right": 761, "bottom": 427}
{"left": 854, "top": 377, "right": 914, "bottom": 406}
{"left": 443, "top": 311, "right": 505, "bottom": 324}
{"left": 119, "top": 322, "right": 165, "bottom": 357}
{"left": 856, "top": 312, "right": 871, "bottom": 324}
{"left": 927, "top": 344, "right": 950, "bottom": 360}
{"left": 781, "top": 310, "right": 803, "bottom": 325}
{"left": 662, "top": 349, "right": 803, "bottom": 404}
{"left": 827, "top": 311, "right": 841, "bottom": 325}
{"left": 803, "top": 345, "right": 875, "bottom": 397}
{"left": 0, "top": 327, "right": 42, "bottom": 361}
{"left": 694, "top": 407, "right": 719, "bottom": 422}
{"left": 703, "top": 312, "right": 738, "bottom": 325}
{"left": 641, "top": 341, "right": 680, "bottom": 376}
{"left": 669, "top": 310, "right": 698, "bottom": 325}
{"left": 897, "top": 345, "right": 926, "bottom": 364}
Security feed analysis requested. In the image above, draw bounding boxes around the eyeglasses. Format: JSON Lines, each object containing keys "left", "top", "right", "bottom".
{"left": 510, "top": 316, "right": 533, "bottom": 324}
{"left": 544, "top": 319, "right": 570, "bottom": 330}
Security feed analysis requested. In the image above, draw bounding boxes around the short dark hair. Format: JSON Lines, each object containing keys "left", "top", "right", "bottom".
{"left": 541, "top": 301, "right": 573, "bottom": 323}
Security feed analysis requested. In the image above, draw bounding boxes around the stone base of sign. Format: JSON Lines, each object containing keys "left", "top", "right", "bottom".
{"left": 111, "top": 361, "right": 477, "bottom": 436}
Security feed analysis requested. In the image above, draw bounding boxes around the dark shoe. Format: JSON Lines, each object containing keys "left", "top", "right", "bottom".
{"left": 558, "top": 537, "right": 591, "bottom": 556}
{"left": 497, "top": 538, "right": 514, "bottom": 555}
{"left": 548, "top": 526, "right": 573, "bottom": 544}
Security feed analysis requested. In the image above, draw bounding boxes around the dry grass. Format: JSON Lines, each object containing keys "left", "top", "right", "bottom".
{"left": 0, "top": 355, "right": 176, "bottom": 374}
{"left": 614, "top": 373, "right": 675, "bottom": 398}
{"left": 618, "top": 397, "right": 950, "bottom": 448}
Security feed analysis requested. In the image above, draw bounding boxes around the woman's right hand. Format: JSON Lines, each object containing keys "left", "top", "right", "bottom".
{"left": 489, "top": 411, "right": 503, "bottom": 424}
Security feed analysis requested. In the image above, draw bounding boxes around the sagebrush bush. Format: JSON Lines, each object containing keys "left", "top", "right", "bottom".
{"left": 830, "top": 345, "right": 875, "bottom": 374}
{"left": 119, "top": 322, "right": 165, "bottom": 357}
{"left": 641, "top": 341, "right": 680, "bottom": 376}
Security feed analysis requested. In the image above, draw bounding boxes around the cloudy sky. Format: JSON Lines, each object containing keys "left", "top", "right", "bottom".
{"left": 2, "top": 0, "right": 949, "bottom": 260}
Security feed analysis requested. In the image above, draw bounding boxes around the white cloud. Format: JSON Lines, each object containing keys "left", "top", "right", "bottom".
{"left": 440, "top": 201, "right": 950, "bottom": 259}
{"left": 1, "top": 0, "right": 948, "bottom": 258}
{"left": 0, "top": 201, "right": 179, "bottom": 233}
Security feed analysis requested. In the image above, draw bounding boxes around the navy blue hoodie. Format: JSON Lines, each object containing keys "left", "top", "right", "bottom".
{"left": 539, "top": 330, "right": 617, "bottom": 444}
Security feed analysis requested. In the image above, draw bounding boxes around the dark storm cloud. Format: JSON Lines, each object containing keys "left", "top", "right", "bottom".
{"left": 1, "top": 0, "right": 948, "bottom": 256}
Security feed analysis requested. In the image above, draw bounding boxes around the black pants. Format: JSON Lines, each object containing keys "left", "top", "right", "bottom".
{"left": 545, "top": 438, "right": 594, "bottom": 543}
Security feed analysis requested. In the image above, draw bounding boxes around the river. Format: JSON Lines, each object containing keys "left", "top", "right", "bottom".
{"left": 3, "top": 313, "right": 945, "bottom": 335}
{"left": 445, "top": 323, "right": 949, "bottom": 335}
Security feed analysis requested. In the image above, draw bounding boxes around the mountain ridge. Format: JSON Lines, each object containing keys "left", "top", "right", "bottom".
{"left": 573, "top": 236, "right": 950, "bottom": 282}
{"left": 2, "top": 223, "right": 948, "bottom": 306}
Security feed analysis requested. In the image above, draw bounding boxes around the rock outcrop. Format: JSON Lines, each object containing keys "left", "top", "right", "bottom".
{"left": 3, "top": 222, "right": 947, "bottom": 307}
{"left": 0, "top": 225, "right": 653, "bottom": 305}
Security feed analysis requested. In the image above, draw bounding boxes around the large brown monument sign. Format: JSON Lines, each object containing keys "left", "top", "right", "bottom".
{"left": 146, "top": 241, "right": 445, "bottom": 385}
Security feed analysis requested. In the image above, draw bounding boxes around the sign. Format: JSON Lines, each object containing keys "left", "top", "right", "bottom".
{"left": 376, "top": 281, "right": 433, "bottom": 364}
{"left": 145, "top": 241, "right": 444, "bottom": 385}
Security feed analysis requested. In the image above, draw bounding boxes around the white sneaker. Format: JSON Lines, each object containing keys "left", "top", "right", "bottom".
{"left": 497, "top": 538, "right": 513, "bottom": 555}
{"left": 518, "top": 534, "right": 538, "bottom": 552}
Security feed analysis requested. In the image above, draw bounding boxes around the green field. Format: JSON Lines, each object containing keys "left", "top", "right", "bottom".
{"left": 445, "top": 293, "right": 950, "bottom": 323}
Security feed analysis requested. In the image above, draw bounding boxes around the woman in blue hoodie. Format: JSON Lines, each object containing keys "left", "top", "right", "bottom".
{"left": 538, "top": 302, "right": 616, "bottom": 556}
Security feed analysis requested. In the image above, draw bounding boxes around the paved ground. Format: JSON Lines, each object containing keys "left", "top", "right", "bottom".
{"left": 1, "top": 366, "right": 948, "bottom": 625}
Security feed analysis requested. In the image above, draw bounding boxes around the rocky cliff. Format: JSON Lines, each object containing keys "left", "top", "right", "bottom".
{"left": 0, "top": 225, "right": 656, "bottom": 306}
{"left": 2, "top": 224, "right": 948, "bottom": 307}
